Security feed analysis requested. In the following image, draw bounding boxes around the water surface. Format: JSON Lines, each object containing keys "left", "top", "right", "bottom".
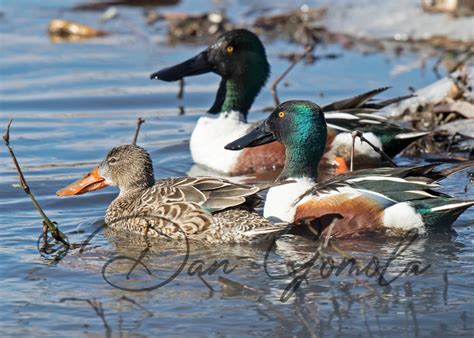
{"left": 1, "top": 1, "right": 473, "bottom": 337}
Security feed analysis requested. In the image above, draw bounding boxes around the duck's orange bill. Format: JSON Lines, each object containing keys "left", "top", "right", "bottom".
{"left": 56, "top": 167, "right": 108, "bottom": 196}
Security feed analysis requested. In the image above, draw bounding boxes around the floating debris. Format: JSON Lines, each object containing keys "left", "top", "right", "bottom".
{"left": 144, "top": 8, "right": 162, "bottom": 25}
{"left": 433, "top": 100, "right": 474, "bottom": 119}
{"left": 100, "top": 6, "right": 119, "bottom": 22}
{"left": 391, "top": 66, "right": 474, "bottom": 156}
{"left": 48, "top": 19, "right": 109, "bottom": 42}
{"left": 435, "top": 119, "right": 474, "bottom": 153}
{"left": 165, "top": 11, "right": 233, "bottom": 43}
{"left": 253, "top": 6, "right": 326, "bottom": 37}
{"left": 253, "top": 6, "right": 387, "bottom": 52}
{"left": 386, "top": 66, "right": 472, "bottom": 119}
{"left": 422, "top": 0, "right": 474, "bottom": 16}
{"left": 395, "top": 35, "right": 474, "bottom": 52}
{"left": 74, "top": 0, "right": 179, "bottom": 11}
{"left": 278, "top": 51, "right": 342, "bottom": 64}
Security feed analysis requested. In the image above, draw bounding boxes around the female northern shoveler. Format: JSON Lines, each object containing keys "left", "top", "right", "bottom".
{"left": 225, "top": 100, "right": 474, "bottom": 238}
{"left": 150, "top": 29, "right": 427, "bottom": 175}
{"left": 56, "top": 144, "right": 285, "bottom": 243}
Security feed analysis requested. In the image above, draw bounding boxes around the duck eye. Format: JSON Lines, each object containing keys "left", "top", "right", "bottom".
{"left": 278, "top": 111, "right": 285, "bottom": 118}
{"left": 108, "top": 157, "right": 117, "bottom": 164}
{"left": 226, "top": 45, "right": 234, "bottom": 54}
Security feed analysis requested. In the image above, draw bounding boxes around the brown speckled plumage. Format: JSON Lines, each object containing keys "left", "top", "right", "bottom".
{"left": 99, "top": 145, "right": 285, "bottom": 243}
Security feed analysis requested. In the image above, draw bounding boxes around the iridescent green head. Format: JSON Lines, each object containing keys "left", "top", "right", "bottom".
{"left": 151, "top": 29, "right": 270, "bottom": 117}
{"left": 226, "top": 100, "right": 327, "bottom": 180}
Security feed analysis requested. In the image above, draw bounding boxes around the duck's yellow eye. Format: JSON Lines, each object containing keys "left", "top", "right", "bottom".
{"left": 278, "top": 111, "right": 285, "bottom": 118}
{"left": 226, "top": 45, "right": 234, "bottom": 53}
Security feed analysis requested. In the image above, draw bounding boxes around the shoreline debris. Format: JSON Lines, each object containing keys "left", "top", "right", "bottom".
{"left": 48, "top": 19, "right": 109, "bottom": 42}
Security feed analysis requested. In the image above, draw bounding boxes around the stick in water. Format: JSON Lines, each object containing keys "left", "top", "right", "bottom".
{"left": 350, "top": 131, "right": 357, "bottom": 171}
{"left": 132, "top": 118, "right": 145, "bottom": 145}
{"left": 3, "top": 119, "right": 68, "bottom": 245}
{"left": 350, "top": 130, "right": 397, "bottom": 168}
{"left": 271, "top": 45, "right": 314, "bottom": 106}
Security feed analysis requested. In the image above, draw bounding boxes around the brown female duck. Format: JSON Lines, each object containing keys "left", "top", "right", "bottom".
{"left": 57, "top": 144, "right": 285, "bottom": 243}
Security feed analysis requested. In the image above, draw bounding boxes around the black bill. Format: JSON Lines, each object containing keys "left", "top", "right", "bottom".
{"left": 150, "top": 50, "right": 213, "bottom": 81}
{"left": 225, "top": 121, "right": 276, "bottom": 150}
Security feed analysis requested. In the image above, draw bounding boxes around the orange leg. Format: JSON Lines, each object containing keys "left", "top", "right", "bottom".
{"left": 333, "top": 156, "right": 349, "bottom": 174}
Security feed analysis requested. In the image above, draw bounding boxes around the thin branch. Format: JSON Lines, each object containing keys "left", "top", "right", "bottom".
{"left": 322, "top": 216, "right": 338, "bottom": 248}
{"left": 132, "top": 117, "right": 145, "bottom": 145}
{"left": 352, "top": 130, "right": 397, "bottom": 167}
{"left": 350, "top": 131, "right": 357, "bottom": 172}
{"left": 271, "top": 45, "right": 314, "bottom": 106}
{"left": 3, "top": 119, "right": 68, "bottom": 245}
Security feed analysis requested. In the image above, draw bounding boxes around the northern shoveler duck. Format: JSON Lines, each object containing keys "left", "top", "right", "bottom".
{"left": 225, "top": 100, "right": 474, "bottom": 237}
{"left": 150, "top": 29, "right": 427, "bottom": 175}
{"left": 56, "top": 144, "right": 285, "bottom": 243}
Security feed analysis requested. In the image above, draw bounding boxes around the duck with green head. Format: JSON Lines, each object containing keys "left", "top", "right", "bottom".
{"left": 151, "top": 29, "right": 427, "bottom": 176}
{"left": 225, "top": 100, "right": 474, "bottom": 238}
{"left": 152, "top": 29, "right": 282, "bottom": 175}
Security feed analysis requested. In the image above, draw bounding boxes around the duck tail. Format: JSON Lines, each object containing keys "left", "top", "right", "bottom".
{"left": 416, "top": 198, "right": 474, "bottom": 229}
{"left": 383, "top": 131, "right": 431, "bottom": 158}
{"left": 364, "top": 94, "right": 415, "bottom": 109}
{"left": 322, "top": 87, "right": 390, "bottom": 112}
{"left": 429, "top": 200, "right": 474, "bottom": 213}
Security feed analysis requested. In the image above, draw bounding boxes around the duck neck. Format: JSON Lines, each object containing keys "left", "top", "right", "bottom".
{"left": 208, "top": 76, "right": 264, "bottom": 119}
{"left": 117, "top": 175, "right": 155, "bottom": 198}
{"left": 278, "top": 126, "right": 326, "bottom": 182}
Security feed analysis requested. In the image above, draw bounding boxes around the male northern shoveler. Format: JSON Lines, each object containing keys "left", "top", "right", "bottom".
{"left": 225, "top": 100, "right": 474, "bottom": 237}
{"left": 150, "top": 29, "right": 427, "bottom": 175}
{"left": 56, "top": 144, "right": 285, "bottom": 243}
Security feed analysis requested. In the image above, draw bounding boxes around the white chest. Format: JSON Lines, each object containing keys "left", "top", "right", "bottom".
{"left": 264, "top": 178, "right": 315, "bottom": 223}
{"left": 190, "top": 112, "right": 250, "bottom": 174}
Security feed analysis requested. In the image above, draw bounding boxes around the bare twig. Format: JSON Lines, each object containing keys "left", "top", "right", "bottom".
{"left": 322, "top": 217, "right": 338, "bottom": 248}
{"left": 132, "top": 118, "right": 145, "bottom": 145}
{"left": 3, "top": 119, "right": 68, "bottom": 245}
{"left": 350, "top": 131, "right": 357, "bottom": 171}
{"left": 352, "top": 130, "right": 397, "bottom": 167}
{"left": 271, "top": 45, "right": 314, "bottom": 106}
{"left": 447, "top": 47, "right": 474, "bottom": 73}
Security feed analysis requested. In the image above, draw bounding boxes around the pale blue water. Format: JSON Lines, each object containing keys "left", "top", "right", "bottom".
{"left": 1, "top": 1, "right": 473, "bottom": 337}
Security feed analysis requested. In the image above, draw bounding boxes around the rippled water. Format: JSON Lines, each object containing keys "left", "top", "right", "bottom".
{"left": 1, "top": 1, "right": 473, "bottom": 337}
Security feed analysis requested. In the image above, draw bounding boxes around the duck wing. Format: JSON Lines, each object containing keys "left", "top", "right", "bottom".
{"left": 297, "top": 162, "right": 474, "bottom": 205}
{"left": 322, "top": 87, "right": 413, "bottom": 112}
{"left": 322, "top": 87, "right": 391, "bottom": 112}
{"left": 152, "top": 176, "right": 261, "bottom": 213}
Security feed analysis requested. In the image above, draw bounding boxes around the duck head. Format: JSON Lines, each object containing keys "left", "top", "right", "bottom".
{"left": 225, "top": 100, "right": 328, "bottom": 180}
{"left": 57, "top": 145, "right": 155, "bottom": 196}
{"left": 151, "top": 29, "right": 270, "bottom": 116}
